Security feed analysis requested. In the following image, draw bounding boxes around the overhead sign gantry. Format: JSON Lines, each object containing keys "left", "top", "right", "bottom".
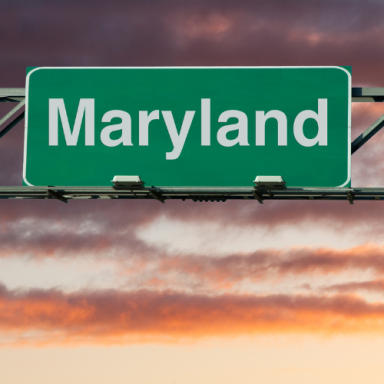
{"left": 0, "top": 66, "right": 383, "bottom": 203}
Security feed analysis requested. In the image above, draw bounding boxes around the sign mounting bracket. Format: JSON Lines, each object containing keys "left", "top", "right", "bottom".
{"left": 47, "top": 189, "right": 68, "bottom": 204}
{"left": 149, "top": 189, "right": 166, "bottom": 203}
{"left": 252, "top": 190, "right": 264, "bottom": 204}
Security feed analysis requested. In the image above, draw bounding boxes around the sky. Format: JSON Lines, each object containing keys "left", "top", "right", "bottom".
{"left": 2, "top": 0, "right": 384, "bottom": 383}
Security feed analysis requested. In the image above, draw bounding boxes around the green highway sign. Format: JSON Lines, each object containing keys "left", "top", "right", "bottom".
{"left": 24, "top": 67, "right": 351, "bottom": 188}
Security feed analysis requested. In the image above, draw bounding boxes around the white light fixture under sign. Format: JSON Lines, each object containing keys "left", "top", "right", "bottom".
{"left": 254, "top": 176, "right": 286, "bottom": 188}
{"left": 112, "top": 176, "right": 144, "bottom": 188}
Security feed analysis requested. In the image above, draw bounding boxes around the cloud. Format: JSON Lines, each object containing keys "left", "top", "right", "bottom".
{"left": 3, "top": 195, "right": 384, "bottom": 265}
{"left": 1, "top": 282, "right": 384, "bottom": 346}
{"left": 2, "top": 0, "right": 384, "bottom": 84}
{"left": 324, "top": 279, "right": 384, "bottom": 293}
{"left": 120, "top": 243, "right": 384, "bottom": 293}
{"left": 153, "top": 244, "right": 384, "bottom": 289}
{"left": 2, "top": 1, "right": 384, "bottom": 348}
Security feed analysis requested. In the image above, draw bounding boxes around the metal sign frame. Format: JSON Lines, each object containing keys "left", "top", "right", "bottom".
{"left": 1, "top": 87, "right": 384, "bottom": 204}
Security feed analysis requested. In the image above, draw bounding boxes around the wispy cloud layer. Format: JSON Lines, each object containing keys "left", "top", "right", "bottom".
{"left": 1, "top": 283, "right": 384, "bottom": 346}
{"left": 2, "top": 0, "right": 384, "bottom": 347}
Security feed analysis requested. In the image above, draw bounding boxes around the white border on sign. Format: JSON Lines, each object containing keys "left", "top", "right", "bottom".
{"left": 23, "top": 66, "right": 351, "bottom": 188}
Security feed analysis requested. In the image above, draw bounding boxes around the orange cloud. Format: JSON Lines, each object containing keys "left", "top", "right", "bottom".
{"left": 1, "top": 284, "right": 384, "bottom": 346}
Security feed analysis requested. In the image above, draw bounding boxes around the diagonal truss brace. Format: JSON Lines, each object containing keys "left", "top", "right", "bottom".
{"left": 351, "top": 114, "right": 384, "bottom": 154}
{"left": 351, "top": 88, "right": 384, "bottom": 153}
{"left": 0, "top": 88, "right": 25, "bottom": 139}
{"left": 0, "top": 104, "right": 25, "bottom": 139}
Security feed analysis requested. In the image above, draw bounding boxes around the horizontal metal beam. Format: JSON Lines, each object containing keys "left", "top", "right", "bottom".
{"left": 352, "top": 87, "right": 384, "bottom": 102}
{"left": 0, "top": 88, "right": 25, "bottom": 102}
{"left": 1, "top": 87, "right": 384, "bottom": 102}
{"left": 1, "top": 186, "right": 384, "bottom": 202}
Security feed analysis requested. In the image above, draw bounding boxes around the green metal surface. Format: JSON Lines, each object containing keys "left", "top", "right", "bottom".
{"left": 24, "top": 67, "right": 351, "bottom": 187}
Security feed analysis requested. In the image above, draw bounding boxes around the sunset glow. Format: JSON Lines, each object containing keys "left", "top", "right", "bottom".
{"left": 2, "top": 1, "right": 384, "bottom": 383}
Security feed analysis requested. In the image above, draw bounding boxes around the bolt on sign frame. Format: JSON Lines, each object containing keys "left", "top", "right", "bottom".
{"left": 1, "top": 69, "right": 384, "bottom": 204}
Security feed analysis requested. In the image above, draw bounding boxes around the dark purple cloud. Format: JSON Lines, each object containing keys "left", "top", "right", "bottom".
{"left": 2, "top": 0, "right": 384, "bottom": 85}
{"left": 1, "top": 0, "right": 384, "bottom": 262}
{"left": 2, "top": 0, "right": 384, "bottom": 185}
